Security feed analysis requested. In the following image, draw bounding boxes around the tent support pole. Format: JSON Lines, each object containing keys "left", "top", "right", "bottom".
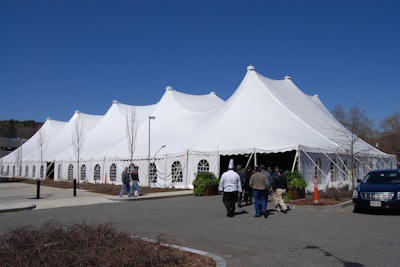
{"left": 253, "top": 148, "right": 257, "bottom": 167}
{"left": 185, "top": 150, "right": 189, "bottom": 188}
{"left": 291, "top": 149, "right": 299, "bottom": 172}
{"left": 245, "top": 152, "right": 254, "bottom": 170}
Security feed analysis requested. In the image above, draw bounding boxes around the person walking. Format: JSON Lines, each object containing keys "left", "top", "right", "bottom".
{"left": 129, "top": 165, "right": 142, "bottom": 196}
{"left": 119, "top": 167, "right": 131, "bottom": 198}
{"left": 236, "top": 165, "right": 245, "bottom": 208}
{"left": 219, "top": 159, "right": 242, "bottom": 217}
{"left": 272, "top": 169, "right": 289, "bottom": 213}
{"left": 249, "top": 165, "right": 268, "bottom": 218}
{"left": 243, "top": 165, "right": 253, "bottom": 205}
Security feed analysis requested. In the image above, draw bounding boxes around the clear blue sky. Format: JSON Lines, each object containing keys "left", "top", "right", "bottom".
{"left": 1, "top": 0, "right": 399, "bottom": 127}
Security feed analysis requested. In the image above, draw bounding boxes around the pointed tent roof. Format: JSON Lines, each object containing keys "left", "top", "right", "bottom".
{"left": 190, "top": 66, "right": 387, "bottom": 156}
{"left": 39, "top": 111, "right": 103, "bottom": 161}
{"left": 1, "top": 118, "right": 66, "bottom": 163}
{"left": 107, "top": 86, "right": 225, "bottom": 158}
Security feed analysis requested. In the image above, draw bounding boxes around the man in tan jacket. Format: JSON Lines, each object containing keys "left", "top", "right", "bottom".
{"left": 249, "top": 165, "right": 268, "bottom": 218}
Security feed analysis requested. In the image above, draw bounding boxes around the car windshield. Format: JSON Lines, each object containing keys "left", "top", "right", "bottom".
{"left": 363, "top": 171, "right": 400, "bottom": 184}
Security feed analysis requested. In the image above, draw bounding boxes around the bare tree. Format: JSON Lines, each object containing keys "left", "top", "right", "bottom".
{"left": 331, "top": 104, "right": 375, "bottom": 188}
{"left": 126, "top": 107, "right": 137, "bottom": 165}
{"left": 377, "top": 112, "right": 400, "bottom": 166}
{"left": 72, "top": 114, "right": 84, "bottom": 183}
{"left": 37, "top": 129, "right": 46, "bottom": 179}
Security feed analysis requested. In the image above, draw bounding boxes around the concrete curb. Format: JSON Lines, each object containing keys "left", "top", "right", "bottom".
{"left": 290, "top": 200, "right": 353, "bottom": 212}
{"left": 137, "top": 236, "right": 226, "bottom": 267}
{"left": 109, "top": 191, "right": 194, "bottom": 202}
{"left": 0, "top": 204, "right": 36, "bottom": 213}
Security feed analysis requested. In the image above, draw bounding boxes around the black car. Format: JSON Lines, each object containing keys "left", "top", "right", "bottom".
{"left": 353, "top": 169, "right": 400, "bottom": 213}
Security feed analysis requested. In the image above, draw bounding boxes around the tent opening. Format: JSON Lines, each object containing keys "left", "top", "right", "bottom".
{"left": 219, "top": 151, "right": 297, "bottom": 175}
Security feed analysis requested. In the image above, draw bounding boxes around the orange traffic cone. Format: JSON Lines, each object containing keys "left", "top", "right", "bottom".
{"left": 313, "top": 175, "right": 319, "bottom": 204}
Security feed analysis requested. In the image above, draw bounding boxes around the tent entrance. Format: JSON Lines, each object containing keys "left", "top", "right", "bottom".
{"left": 46, "top": 161, "right": 55, "bottom": 180}
{"left": 219, "top": 151, "right": 297, "bottom": 175}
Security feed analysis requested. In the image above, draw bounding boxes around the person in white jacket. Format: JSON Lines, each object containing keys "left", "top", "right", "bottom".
{"left": 219, "top": 159, "right": 242, "bottom": 217}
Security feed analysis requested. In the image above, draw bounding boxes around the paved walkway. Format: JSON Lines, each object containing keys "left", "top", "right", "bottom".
{"left": 0, "top": 181, "right": 193, "bottom": 212}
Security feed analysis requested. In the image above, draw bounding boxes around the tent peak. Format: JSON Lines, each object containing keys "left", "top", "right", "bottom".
{"left": 74, "top": 110, "right": 80, "bottom": 114}
{"left": 166, "top": 86, "right": 173, "bottom": 91}
{"left": 247, "top": 65, "right": 255, "bottom": 71}
{"left": 284, "top": 75, "right": 291, "bottom": 80}
{"left": 112, "top": 100, "right": 119, "bottom": 104}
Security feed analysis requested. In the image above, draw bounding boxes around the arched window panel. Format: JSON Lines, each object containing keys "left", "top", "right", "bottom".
{"left": 25, "top": 166, "right": 29, "bottom": 177}
{"left": 171, "top": 161, "right": 183, "bottom": 183}
{"left": 68, "top": 164, "right": 74, "bottom": 180}
{"left": 57, "top": 164, "right": 62, "bottom": 180}
{"left": 150, "top": 163, "right": 157, "bottom": 183}
{"left": 110, "top": 163, "right": 117, "bottom": 182}
{"left": 80, "top": 164, "right": 86, "bottom": 181}
{"left": 94, "top": 164, "right": 101, "bottom": 181}
{"left": 197, "top": 159, "right": 210, "bottom": 172}
{"left": 40, "top": 165, "right": 45, "bottom": 179}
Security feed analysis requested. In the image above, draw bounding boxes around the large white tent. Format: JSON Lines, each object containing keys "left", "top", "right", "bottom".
{"left": 1, "top": 66, "right": 396, "bottom": 191}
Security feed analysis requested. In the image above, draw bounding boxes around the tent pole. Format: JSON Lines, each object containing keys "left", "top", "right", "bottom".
{"left": 254, "top": 148, "right": 257, "bottom": 167}
{"left": 185, "top": 150, "right": 189, "bottom": 188}
{"left": 291, "top": 149, "right": 299, "bottom": 172}
{"left": 245, "top": 152, "right": 254, "bottom": 170}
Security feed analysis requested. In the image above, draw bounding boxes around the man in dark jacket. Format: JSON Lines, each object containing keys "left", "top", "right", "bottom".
{"left": 119, "top": 167, "right": 131, "bottom": 198}
{"left": 272, "top": 170, "right": 289, "bottom": 213}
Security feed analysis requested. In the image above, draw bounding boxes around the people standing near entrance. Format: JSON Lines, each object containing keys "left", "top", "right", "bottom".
{"left": 129, "top": 165, "right": 142, "bottom": 196}
{"left": 272, "top": 166, "right": 280, "bottom": 181}
{"left": 236, "top": 165, "right": 245, "bottom": 208}
{"left": 244, "top": 165, "right": 253, "bottom": 205}
{"left": 219, "top": 159, "right": 242, "bottom": 217}
{"left": 249, "top": 165, "right": 268, "bottom": 218}
{"left": 260, "top": 164, "right": 272, "bottom": 203}
{"left": 119, "top": 167, "right": 131, "bottom": 198}
{"left": 272, "top": 169, "right": 289, "bottom": 213}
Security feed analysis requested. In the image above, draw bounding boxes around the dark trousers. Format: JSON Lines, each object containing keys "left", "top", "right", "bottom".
{"left": 222, "top": 191, "right": 238, "bottom": 217}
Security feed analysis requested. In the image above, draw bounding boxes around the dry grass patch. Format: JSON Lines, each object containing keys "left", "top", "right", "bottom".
{"left": 0, "top": 221, "right": 215, "bottom": 267}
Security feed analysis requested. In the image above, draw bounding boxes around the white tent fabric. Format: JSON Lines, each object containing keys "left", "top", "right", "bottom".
{"left": 1, "top": 66, "right": 396, "bottom": 190}
{"left": 0, "top": 118, "right": 66, "bottom": 177}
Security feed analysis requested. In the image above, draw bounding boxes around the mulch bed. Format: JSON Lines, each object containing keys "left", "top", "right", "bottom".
{"left": 289, "top": 197, "right": 351, "bottom": 206}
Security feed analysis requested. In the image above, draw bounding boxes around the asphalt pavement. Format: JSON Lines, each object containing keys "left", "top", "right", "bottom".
{"left": 0, "top": 181, "right": 355, "bottom": 267}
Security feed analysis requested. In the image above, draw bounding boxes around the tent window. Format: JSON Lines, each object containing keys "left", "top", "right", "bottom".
{"left": 94, "top": 164, "right": 101, "bottom": 181}
{"left": 110, "top": 163, "right": 117, "bottom": 181}
{"left": 150, "top": 163, "right": 157, "bottom": 183}
{"left": 197, "top": 160, "right": 210, "bottom": 172}
{"left": 57, "top": 164, "right": 61, "bottom": 180}
{"left": 68, "top": 164, "right": 74, "bottom": 180}
{"left": 330, "top": 160, "right": 337, "bottom": 182}
{"left": 80, "top": 164, "right": 86, "bottom": 181}
{"left": 18, "top": 165, "right": 22, "bottom": 178}
{"left": 40, "top": 165, "right": 45, "bottom": 179}
{"left": 25, "top": 166, "right": 29, "bottom": 177}
{"left": 12, "top": 166, "right": 15, "bottom": 177}
{"left": 32, "top": 165, "right": 36, "bottom": 178}
{"left": 171, "top": 161, "right": 183, "bottom": 183}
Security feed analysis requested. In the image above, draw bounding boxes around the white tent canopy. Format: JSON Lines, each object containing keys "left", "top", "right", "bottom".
{"left": 1, "top": 66, "right": 396, "bottom": 190}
